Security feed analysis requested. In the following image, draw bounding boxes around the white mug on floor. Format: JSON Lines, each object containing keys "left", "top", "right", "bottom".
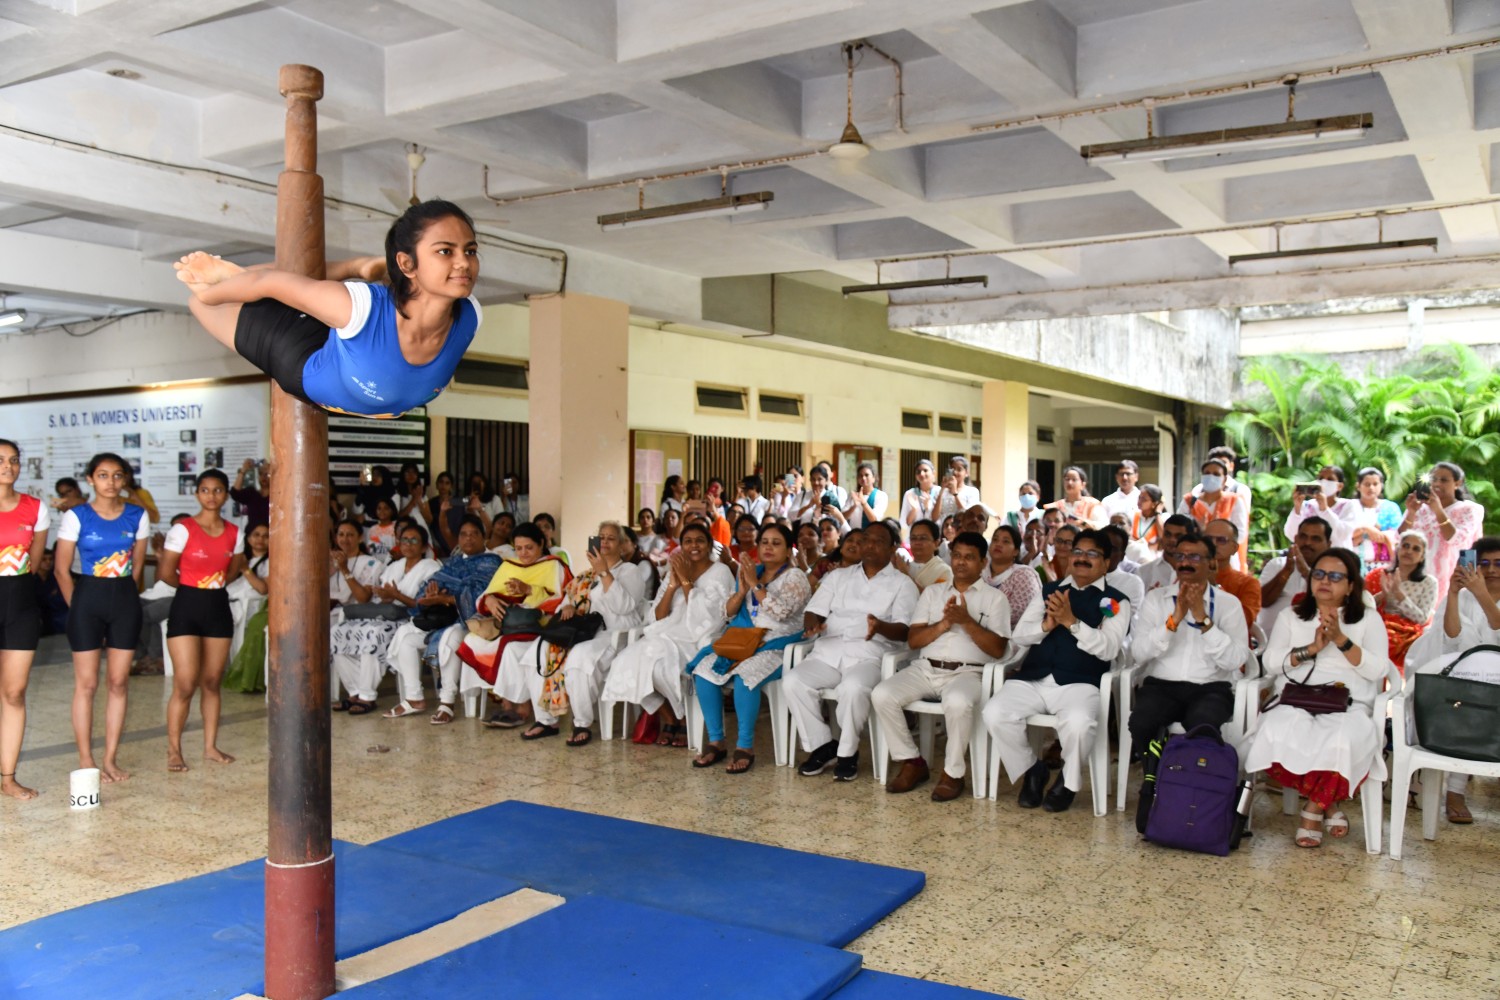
{"left": 69, "top": 767, "right": 101, "bottom": 810}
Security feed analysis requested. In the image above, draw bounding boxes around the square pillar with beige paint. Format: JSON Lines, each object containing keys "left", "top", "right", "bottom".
{"left": 528, "top": 293, "right": 631, "bottom": 556}
{"left": 981, "top": 379, "right": 1030, "bottom": 521}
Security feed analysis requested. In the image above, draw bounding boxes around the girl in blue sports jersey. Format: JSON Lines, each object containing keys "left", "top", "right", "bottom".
{"left": 175, "top": 200, "right": 483, "bottom": 420}
{"left": 53, "top": 453, "right": 149, "bottom": 784}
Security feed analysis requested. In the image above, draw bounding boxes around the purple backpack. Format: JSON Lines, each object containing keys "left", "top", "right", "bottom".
{"left": 1142, "top": 725, "right": 1245, "bottom": 856}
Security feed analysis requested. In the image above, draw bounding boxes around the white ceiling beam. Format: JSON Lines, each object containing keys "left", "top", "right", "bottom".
{"left": 0, "top": 228, "right": 185, "bottom": 308}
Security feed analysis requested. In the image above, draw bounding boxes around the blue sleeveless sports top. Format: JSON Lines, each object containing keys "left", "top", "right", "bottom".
{"left": 300, "top": 283, "right": 479, "bottom": 419}
{"left": 71, "top": 504, "right": 147, "bottom": 578}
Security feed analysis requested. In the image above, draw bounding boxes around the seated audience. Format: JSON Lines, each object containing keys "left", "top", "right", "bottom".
{"left": 983, "top": 529, "right": 1131, "bottom": 813}
{"left": 1127, "top": 483, "right": 1166, "bottom": 564}
{"left": 1047, "top": 466, "right": 1106, "bottom": 529}
{"left": 690, "top": 523, "right": 812, "bottom": 773}
{"left": 1006, "top": 479, "right": 1044, "bottom": 532}
{"left": 486, "top": 511, "right": 517, "bottom": 559}
{"left": 1244, "top": 548, "right": 1390, "bottom": 848}
{"left": 602, "top": 523, "right": 734, "bottom": 747}
{"left": 1366, "top": 530, "right": 1436, "bottom": 673}
{"left": 1041, "top": 524, "right": 1078, "bottom": 584}
{"left": 534, "top": 512, "right": 570, "bottom": 566}
{"left": 905, "top": 519, "right": 953, "bottom": 592}
{"left": 984, "top": 524, "right": 1041, "bottom": 631}
{"left": 1258, "top": 517, "right": 1332, "bottom": 637}
{"left": 872, "top": 531, "right": 1010, "bottom": 800}
{"left": 362, "top": 497, "right": 398, "bottom": 560}
{"left": 787, "top": 522, "right": 920, "bottom": 781}
{"left": 426, "top": 471, "right": 462, "bottom": 558}
{"left": 383, "top": 516, "right": 499, "bottom": 722}
{"left": 1202, "top": 518, "right": 1262, "bottom": 633}
{"left": 1181, "top": 456, "right": 1249, "bottom": 564}
{"left": 1102, "top": 524, "right": 1145, "bottom": 628}
{"left": 1127, "top": 532, "right": 1248, "bottom": 752}
{"left": 332, "top": 525, "right": 437, "bottom": 714}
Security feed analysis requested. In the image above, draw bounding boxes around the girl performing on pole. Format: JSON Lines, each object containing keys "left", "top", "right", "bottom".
{"left": 0, "top": 439, "right": 48, "bottom": 799}
{"left": 157, "top": 470, "right": 241, "bottom": 771}
{"left": 54, "top": 452, "right": 150, "bottom": 783}
{"left": 175, "top": 201, "right": 482, "bottom": 419}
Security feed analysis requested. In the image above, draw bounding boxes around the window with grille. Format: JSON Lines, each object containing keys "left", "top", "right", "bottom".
{"left": 696, "top": 384, "right": 747, "bottom": 412}
{"left": 901, "top": 410, "right": 932, "bottom": 431}
{"left": 758, "top": 392, "right": 803, "bottom": 419}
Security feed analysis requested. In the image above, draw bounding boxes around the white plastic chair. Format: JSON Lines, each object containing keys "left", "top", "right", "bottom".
{"left": 1245, "top": 659, "right": 1400, "bottom": 855}
{"left": 685, "top": 640, "right": 802, "bottom": 766}
{"left": 987, "top": 659, "right": 1123, "bottom": 817}
{"left": 1389, "top": 671, "right": 1500, "bottom": 859}
{"left": 1114, "top": 640, "right": 1268, "bottom": 811}
{"left": 598, "top": 626, "right": 648, "bottom": 742}
{"left": 780, "top": 646, "right": 905, "bottom": 778}
{"left": 870, "top": 654, "right": 999, "bottom": 799}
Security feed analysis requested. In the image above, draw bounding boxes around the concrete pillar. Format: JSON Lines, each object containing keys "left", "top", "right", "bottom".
{"left": 528, "top": 293, "right": 630, "bottom": 555}
{"left": 981, "top": 380, "right": 1030, "bottom": 517}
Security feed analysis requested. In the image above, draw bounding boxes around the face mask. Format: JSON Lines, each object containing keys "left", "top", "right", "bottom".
{"left": 1201, "top": 474, "right": 1224, "bottom": 493}
{"left": 1320, "top": 480, "right": 1339, "bottom": 497}
{"left": 1019, "top": 494, "right": 1037, "bottom": 511}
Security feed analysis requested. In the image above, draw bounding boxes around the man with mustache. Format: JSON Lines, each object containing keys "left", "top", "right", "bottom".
{"left": 983, "top": 528, "right": 1131, "bottom": 813}
{"left": 1126, "top": 531, "right": 1248, "bottom": 752}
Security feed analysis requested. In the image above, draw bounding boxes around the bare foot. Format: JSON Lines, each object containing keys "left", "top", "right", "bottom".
{"left": 167, "top": 750, "right": 190, "bottom": 773}
{"left": 354, "top": 257, "right": 387, "bottom": 282}
{"left": 204, "top": 747, "right": 236, "bottom": 765}
{"left": 100, "top": 763, "right": 130, "bottom": 783}
{"left": 1, "top": 777, "right": 39, "bottom": 800}
{"left": 174, "top": 250, "right": 243, "bottom": 286}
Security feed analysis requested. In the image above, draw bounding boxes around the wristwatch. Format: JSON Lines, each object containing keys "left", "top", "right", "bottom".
{"left": 1067, "top": 621, "right": 1081, "bottom": 637}
{"left": 1336, "top": 636, "right": 1354, "bottom": 652}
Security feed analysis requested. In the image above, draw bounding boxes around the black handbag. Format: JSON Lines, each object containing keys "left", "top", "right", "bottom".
{"left": 538, "top": 611, "right": 604, "bottom": 649}
{"left": 1414, "top": 645, "right": 1500, "bottom": 762}
{"left": 501, "top": 606, "right": 545, "bottom": 636}
{"left": 411, "top": 603, "right": 459, "bottom": 632}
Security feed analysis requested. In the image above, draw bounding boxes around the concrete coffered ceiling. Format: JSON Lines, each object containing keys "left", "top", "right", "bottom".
{"left": 2, "top": 0, "right": 1500, "bottom": 334}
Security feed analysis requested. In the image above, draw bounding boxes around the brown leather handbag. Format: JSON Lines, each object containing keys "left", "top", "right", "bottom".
{"left": 712, "top": 626, "right": 767, "bottom": 664}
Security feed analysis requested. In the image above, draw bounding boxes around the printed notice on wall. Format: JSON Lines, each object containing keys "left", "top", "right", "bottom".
{"left": 0, "top": 382, "right": 270, "bottom": 528}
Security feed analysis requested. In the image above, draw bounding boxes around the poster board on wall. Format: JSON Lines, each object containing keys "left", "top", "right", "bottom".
{"left": 0, "top": 381, "right": 270, "bottom": 527}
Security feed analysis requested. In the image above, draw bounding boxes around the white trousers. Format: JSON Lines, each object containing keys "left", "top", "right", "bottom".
{"left": 783, "top": 656, "right": 882, "bottom": 758}
{"left": 983, "top": 675, "right": 1100, "bottom": 793}
{"left": 603, "top": 636, "right": 689, "bottom": 717}
{"left": 388, "top": 622, "right": 466, "bottom": 704}
{"left": 493, "top": 638, "right": 540, "bottom": 705}
{"left": 870, "top": 664, "right": 983, "bottom": 779}
{"left": 333, "top": 650, "right": 381, "bottom": 702}
{"left": 530, "top": 635, "right": 617, "bottom": 729}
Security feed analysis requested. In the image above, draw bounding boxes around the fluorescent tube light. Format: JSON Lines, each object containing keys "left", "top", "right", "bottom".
{"left": 1229, "top": 237, "right": 1438, "bottom": 272}
{"left": 1081, "top": 113, "right": 1372, "bottom": 163}
{"left": 842, "top": 275, "right": 989, "bottom": 297}
{"left": 0, "top": 310, "right": 25, "bottom": 328}
{"left": 598, "top": 191, "right": 773, "bottom": 230}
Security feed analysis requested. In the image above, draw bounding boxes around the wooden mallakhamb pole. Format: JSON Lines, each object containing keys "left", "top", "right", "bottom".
{"left": 264, "top": 63, "right": 335, "bottom": 1000}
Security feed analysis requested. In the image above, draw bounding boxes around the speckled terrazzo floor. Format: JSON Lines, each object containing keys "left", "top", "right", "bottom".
{"left": 3, "top": 634, "right": 1498, "bottom": 999}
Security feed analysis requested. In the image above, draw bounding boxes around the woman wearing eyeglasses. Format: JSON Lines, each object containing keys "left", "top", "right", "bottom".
{"left": 331, "top": 524, "right": 438, "bottom": 715}
{"left": 1365, "top": 530, "right": 1436, "bottom": 674}
{"left": 1244, "top": 548, "right": 1391, "bottom": 848}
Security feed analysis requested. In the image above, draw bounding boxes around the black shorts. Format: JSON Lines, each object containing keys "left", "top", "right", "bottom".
{"left": 66, "top": 576, "right": 142, "bottom": 653}
{"left": 167, "top": 586, "right": 233, "bottom": 639}
{"left": 234, "top": 298, "right": 326, "bottom": 406}
{"left": 0, "top": 575, "right": 41, "bottom": 651}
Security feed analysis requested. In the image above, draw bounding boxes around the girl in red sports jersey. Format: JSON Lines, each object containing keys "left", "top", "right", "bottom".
{"left": 0, "top": 439, "right": 47, "bottom": 799}
{"left": 157, "top": 469, "right": 241, "bottom": 772}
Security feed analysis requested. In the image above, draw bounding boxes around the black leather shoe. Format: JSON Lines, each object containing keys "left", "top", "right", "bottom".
{"left": 1042, "top": 775, "right": 1077, "bottom": 813}
{"left": 798, "top": 740, "right": 839, "bottom": 777}
{"left": 834, "top": 753, "right": 859, "bottom": 782}
{"left": 1017, "top": 761, "right": 1049, "bottom": 809}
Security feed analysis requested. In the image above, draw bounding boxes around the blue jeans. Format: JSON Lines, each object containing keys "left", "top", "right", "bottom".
{"left": 695, "top": 668, "right": 780, "bottom": 751}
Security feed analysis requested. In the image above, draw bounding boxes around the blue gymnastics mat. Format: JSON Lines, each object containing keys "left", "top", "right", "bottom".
{"left": 2, "top": 842, "right": 524, "bottom": 999}
{"left": 831, "top": 970, "right": 1014, "bottom": 999}
{"left": 340, "top": 895, "right": 863, "bottom": 1000}
{"left": 372, "top": 799, "right": 925, "bottom": 948}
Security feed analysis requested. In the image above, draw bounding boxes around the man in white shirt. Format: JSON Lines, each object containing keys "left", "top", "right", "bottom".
{"left": 1127, "top": 532, "right": 1247, "bottom": 752}
{"left": 905, "top": 518, "right": 954, "bottom": 592}
{"left": 983, "top": 529, "right": 1132, "bottom": 813}
{"left": 1099, "top": 460, "right": 1143, "bottom": 523}
{"left": 1138, "top": 515, "right": 1194, "bottom": 594}
{"left": 872, "top": 531, "right": 1009, "bottom": 800}
{"left": 788, "top": 522, "right": 920, "bottom": 782}
{"left": 1257, "top": 516, "right": 1331, "bottom": 636}
{"left": 1103, "top": 524, "right": 1145, "bottom": 631}
{"left": 738, "top": 475, "right": 771, "bottom": 524}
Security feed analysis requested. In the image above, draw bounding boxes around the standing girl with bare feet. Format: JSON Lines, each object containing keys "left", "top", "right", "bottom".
{"left": 0, "top": 439, "right": 48, "bottom": 799}
{"left": 158, "top": 470, "right": 240, "bottom": 772}
{"left": 54, "top": 453, "right": 149, "bottom": 784}
{"left": 175, "top": 200, "right": 482, "bottom": 420}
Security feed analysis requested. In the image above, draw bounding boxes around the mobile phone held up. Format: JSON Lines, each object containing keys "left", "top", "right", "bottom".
{"left": 1459, "top": 548, "right": 1478, "bottom": 570}
{"left": 1294, "top": 482, "right": 1322, "bottom": 499}
{"left": 1413, "top": 479, "right": 1432, "bottom": 502}
{"left": 588, "top": 535, "right": 603, "bottom": 555}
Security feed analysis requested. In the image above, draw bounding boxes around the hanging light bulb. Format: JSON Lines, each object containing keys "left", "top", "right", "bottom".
{"left": 828, "top": 43, "right": 870, "bottom": 161}
{"left": 406, "top": 144, "right": 426, "bottom": 206}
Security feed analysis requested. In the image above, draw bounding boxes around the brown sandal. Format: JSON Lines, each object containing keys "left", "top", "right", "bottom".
{"left": 692, "top": 745, "right": 727, "bottom": 769}
{"left": 727, "top": 749, "right": 755, "bottom": 774}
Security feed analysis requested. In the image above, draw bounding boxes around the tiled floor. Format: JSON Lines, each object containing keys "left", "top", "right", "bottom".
{"left": 3, "top": 635, "right": 1498, "bottom": 999}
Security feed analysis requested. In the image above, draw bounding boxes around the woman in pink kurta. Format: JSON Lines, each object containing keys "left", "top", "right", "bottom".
{"left": 1400, "top": 462, "right": 1484, "bottom": 606}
